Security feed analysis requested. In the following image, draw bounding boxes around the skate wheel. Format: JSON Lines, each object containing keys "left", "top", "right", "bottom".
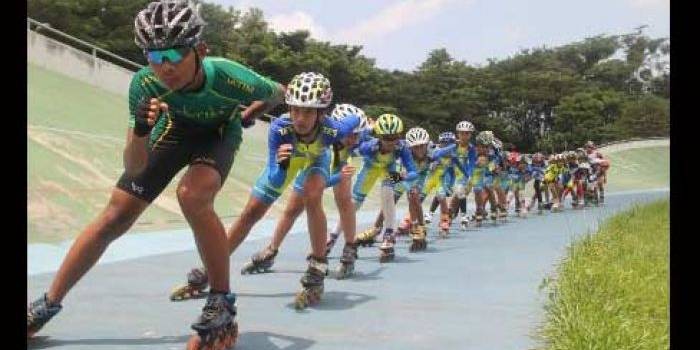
{"left": 170, "top": 285, "right": 205, "bottom": 302}
{"left": 294, "top": 292, "right": 308, "bottom": 310}
{"left": 186, "top": 335, "right": 202, "bottom": 350}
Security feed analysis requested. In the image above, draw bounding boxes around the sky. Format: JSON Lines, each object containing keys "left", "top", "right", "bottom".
{"left": 209, "top": 0, "right": 670, "bottom": 71}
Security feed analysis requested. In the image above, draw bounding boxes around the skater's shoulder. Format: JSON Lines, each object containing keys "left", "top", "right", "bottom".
{"left": 270, "top": 114, "right": 294, "bottom": 136}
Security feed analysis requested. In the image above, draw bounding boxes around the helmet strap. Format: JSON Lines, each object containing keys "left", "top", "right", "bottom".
{"left": 177, "top": 47, "right": 204, "bottom": 93}
{"left": 294, "top": 109, "right": 323, "bottom": 142}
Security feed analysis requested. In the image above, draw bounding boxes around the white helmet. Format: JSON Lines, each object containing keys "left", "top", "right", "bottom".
{"left": 492, "top": 137, "right": 503, "bottom": 150}
{"left": 134, "top": 0, "right": 206, "bottom": 50}
{"left": 331, "top": 103, "right": 368, "bottom": 133}
{"left": 285, "top": 72, "right": 333, "bottom": 108}
{"left": 456, "top": 120, "right": 475, "bottom": 132}
{"left": 405, "top": 127, "right": 430, "bottom": 147}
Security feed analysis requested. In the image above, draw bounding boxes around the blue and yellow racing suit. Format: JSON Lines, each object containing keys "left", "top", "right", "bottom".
{"left": 508, "top": 165, "right": 533, "bottom": 191}
{"left": 251, "top": 113, "right": 359, "bottom": 204}
{"left": 395, "top": 144, "right": 458, "bottom": 201}
{"left": 326, "top": 128, "right": 371, "bottom": 188}
{"left": 470, "top": 160, "right": 496, "bottom": 193}
{"left": 453, "top": 143, "right": 478, "bottom": 198}
{"left": 352, "top": 138, "right": 418, "bottom": 206}
{"left": 423, "top": 144, "right": 459, "bottom": 198}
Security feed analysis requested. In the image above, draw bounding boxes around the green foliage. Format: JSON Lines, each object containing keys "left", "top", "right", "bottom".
{"left": 616, "top": 96, "right": 670, "bottom": 138}
{"left": 28, "top": 0, "right": 670, "bottom": 151}
{"left": 538, "top": 200, "right": 669, "bottom": 350}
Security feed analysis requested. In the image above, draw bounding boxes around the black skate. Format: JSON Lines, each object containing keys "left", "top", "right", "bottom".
{"left": 335, "top": 243, "right": 358, "bottom": 279}
{"left": 170, "top": 267, "right": 209, "bottom": 301}
{"left": 325, "top": 233, "right": 339, "bottom": 256}
{"left": 379, "top": 229, "right": 396, "bottom": 263}
{"left": 294, "top": 256, "right": 328, "bottom": 310}
{"left": 27, "top": 293, "right": 62, "bottom": 338}
{"left": 186, "top": 292, "right": 238, "bottom": 350}
{"left": 490, "top": 210, "right": 498, "bottom": 223}
{"left": 498, "top": 206, "right": 508, "bottom": 222}
{"left": 240, "top": 246, "right": 278, "bottom": 275}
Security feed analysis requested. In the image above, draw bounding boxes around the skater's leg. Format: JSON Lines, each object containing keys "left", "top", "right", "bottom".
{"left": 381, "top": 184, "right": 397, "bottom": 232}
{"left": 225, "top": 196, "right": 271, "bottom": 253}
{"left": 177, "top": 165, "right": 229, "bottom": 292}
{"left": 270, "top": 192, "right": 305, "bottom": 250}
{"left": 303, "top": 173, "right": 329, "bottom": 258}
{"left": 47, "top": 189, "right": 147, "bottom": 304}
{"left": 408, "top": 188, "right": 424, "bottom": 225}
{"left": 374, "top": 210, "right": 385, "bottom": 230}
{"left": 333, "top": 178, "right": 356, "bottom": 244}
{"left": 449, "top": 194, "right": 460, "bottom": 219}
{"left": 429, "top": 195, "right": 440, "bottom": 214}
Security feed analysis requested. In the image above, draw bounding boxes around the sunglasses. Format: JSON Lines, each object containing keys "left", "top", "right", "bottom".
{"left": 145, "top": 46, "right": 192, "bottom": 64}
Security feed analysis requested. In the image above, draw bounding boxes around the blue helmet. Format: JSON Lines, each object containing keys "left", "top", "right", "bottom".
{"left": 438, "top": 131, "right": 456, "bottom": 144}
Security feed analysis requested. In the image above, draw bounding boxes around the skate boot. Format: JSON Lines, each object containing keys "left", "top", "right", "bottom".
{"left": 27, "top": 293, "right": 62, "bottom": 338}
{"left": 355, "top": 227, "right": 380, "bottom": 247}
{"left": 543, "top": 202, "right": 553, "bottom": 210}
{"left": 424, "top": 212, "right": 433, "bottom": 224}
{"left": 240, "top": 246, "right": 278, "bottom": 275}
{"left": 397, "top": 215, "right": 412, "bottom": 236}
{"left": 186, "top": 292, "right": 238, "bottom": 350}
{"left": 490, "top": 208, "right": 498, "bottom": 222}
{"left": 474, "top": 209, "right": 485, "bottom": 227}
{"left": 515, "top": 207, "right": 522, "bottom": 218}
{"left": 379, "top": 229, "right": 396, "bottom": 262}
{"left": 409, "top": 225, "right": 427, "bottom": 252}
{"left": 537, "top": 202, "right": 544, "bottom": 215}
{"left": 294, "top": 256, "right": 328, "bottom": 309}
{"left": 335, "top": 243, "right": 358, "bottom": 279}
{"left": 325, "top": 232, "right": 339, "bottom": 256}
{"left": 439, "top": 214, "right": 451, "bottom": 238}
{"left": 460, "top": 214, "right": 470, "bottom": 230}
{"left": 498, "top": 206, "right": 508, "bottom": 221}
{"left": 551, "top": 203, "right": 562, "bottom": 213}
{"left": 171, "top": 267, "right": 209, "bottom": 301}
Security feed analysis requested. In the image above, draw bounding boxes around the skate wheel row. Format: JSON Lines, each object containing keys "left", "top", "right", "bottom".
{"left": 170, "top": 284, "right": 207, "bottom": 302}
{"left": 186, "top": 321, "right": 238, "bottom": 350}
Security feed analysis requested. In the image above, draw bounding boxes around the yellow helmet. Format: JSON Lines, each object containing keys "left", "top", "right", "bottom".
{"left": 373, "top": 114, "right": 404, "bottom": 135}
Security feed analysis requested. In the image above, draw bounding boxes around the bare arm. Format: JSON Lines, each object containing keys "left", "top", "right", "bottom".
{"left": 241, "top": 83, "right": 285, "bottom": 122}
{"left": 123, "top": 130, "right": 150, "bottom": 176}
{"left": 122, "top": 99, "right": 165, "bottom": 176}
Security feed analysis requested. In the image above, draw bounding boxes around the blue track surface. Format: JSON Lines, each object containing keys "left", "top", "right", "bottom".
{"left": 27, "top": 189, "right": 668, "bottom": 350}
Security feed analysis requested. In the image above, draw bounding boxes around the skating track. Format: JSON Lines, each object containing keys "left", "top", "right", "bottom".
{"left": 28, "top": 188, "right": 669, "bottom": 350}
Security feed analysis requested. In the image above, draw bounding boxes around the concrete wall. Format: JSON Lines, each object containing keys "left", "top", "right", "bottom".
{"left": 28, "top": 30, "right": 136, "bottom": 96}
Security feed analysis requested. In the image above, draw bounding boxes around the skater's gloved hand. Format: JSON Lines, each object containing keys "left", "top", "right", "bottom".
{"left": 133, "top": 98, "right": 167, "bottom": 137}
{"left": 241, "top": 115, "right": 256, "bottom": 128}
{"left": 277, "top": 144, "right": 294, "bottom": 169}
{"left": 340, "top": 165, "right": 356, "bottom": 181}
{"left": 388, "top": 171, "right": 403, "bottom": 184}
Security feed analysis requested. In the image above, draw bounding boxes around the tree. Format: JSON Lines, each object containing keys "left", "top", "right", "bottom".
{"left": 616, "top": 96, "right": 669, "bottom": 138}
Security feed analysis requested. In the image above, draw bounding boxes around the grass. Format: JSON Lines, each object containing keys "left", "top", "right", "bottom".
{"left": 604, "top": 146, "right": 669, "bottom": 192}
{"left": 537, "top": 199, "right": 669, "bottom": 350}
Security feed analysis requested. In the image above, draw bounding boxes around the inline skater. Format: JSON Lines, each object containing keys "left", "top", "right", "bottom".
{"left": 28, "top": 2, "right": 285, "bottom": 348}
